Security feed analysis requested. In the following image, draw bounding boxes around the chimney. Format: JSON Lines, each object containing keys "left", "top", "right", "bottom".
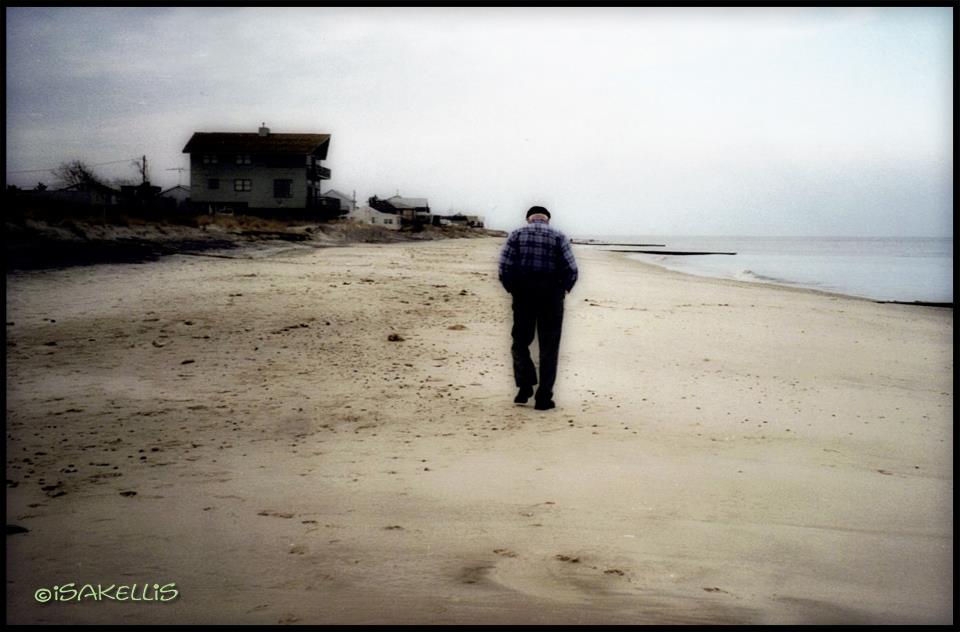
{"left": 258, "top": 122, "right": 270, "bottom": 137}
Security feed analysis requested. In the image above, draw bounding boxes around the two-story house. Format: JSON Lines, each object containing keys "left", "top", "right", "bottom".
{"left": 182, "top": 125, "right": 335, "bottom": 215}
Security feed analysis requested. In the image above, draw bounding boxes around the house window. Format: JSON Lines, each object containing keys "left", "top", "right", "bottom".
{"left": 273, "top": 179, "right": 292, "bottom": 198}
{"left": 202, "top": 154, "right": 218, "bottom": 164}
{"left": 234, "top": 179, "right": 252, "bottom": 192}
{"left": 384, "top": 218, "right": 393, "bottom": 225}
{"left": 236, "top": 154, "right": 252, "bottom": 165}
{"left": 208, "top": 178, "right": 220, "bottom": 190}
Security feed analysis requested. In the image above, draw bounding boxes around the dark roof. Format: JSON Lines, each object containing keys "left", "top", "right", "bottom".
{"left": 386, "top": 195, "right": 429, "bottom": 209}
{"left": 160, "top": 185, "right": 191, "bottom": 196}
{"left": 323, "top": 189, "right": 354, "bottom": 201}
{"left": 183, "top": 133, "right": 330, "bottom": 158}
{"left": 58, "top": 180, "right": 118, "bottom": 194}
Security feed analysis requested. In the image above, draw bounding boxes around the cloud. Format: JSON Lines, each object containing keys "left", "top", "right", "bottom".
{"left": 5, "top": 6, "right": 952, "bottom": 236}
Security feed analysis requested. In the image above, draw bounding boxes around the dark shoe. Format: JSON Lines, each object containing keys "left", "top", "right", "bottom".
{"left": 514, "top": 386, "right": 534, "bottom": 404}
{"left": 534, "top": 399, "right": 556, "bottom": 411}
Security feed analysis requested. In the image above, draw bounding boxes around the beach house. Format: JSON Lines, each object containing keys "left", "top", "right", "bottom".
{"left": 46, "top": 180, "right": 119, "bottom": 207}
{"left": 182, "top": 124, "right": 337, "bottom": 216}
{"left": 346, "top": 205, "right": 402, "bottom": 230}
{"left": 434, "top": 213, "right": 485, "bottom": 228}
{"left": 159, "top": 184, "right": 192, "bottom": 208}
{"left": 322, "top": 188, "right": 358, "bottom": 213}
{"left": 368, "top": 194, "right": 432, "bottom": 228}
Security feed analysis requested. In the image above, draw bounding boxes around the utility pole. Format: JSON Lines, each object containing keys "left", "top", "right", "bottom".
{"left": 132, "top": 155, "right": 149, "bottom": 185}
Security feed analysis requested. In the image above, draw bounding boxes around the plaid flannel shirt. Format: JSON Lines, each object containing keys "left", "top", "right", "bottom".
{"left": 498, "top": 219, "right": 578, "bottom": 292}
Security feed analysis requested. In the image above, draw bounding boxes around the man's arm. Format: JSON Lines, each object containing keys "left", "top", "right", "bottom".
{"left": 559, "top": 235, "right": 578, "bottom": 292}
{"left": 498, "top": 233, "right": 518, "bottom": 292}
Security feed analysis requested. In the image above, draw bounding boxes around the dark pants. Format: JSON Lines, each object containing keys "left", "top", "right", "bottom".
{"left": 510, "top": 284, "right": 565, "bottom": 402}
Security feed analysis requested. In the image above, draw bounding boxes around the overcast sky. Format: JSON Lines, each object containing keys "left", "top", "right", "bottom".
{"left": 5, "top": 6, "right": 953, "bottom": 237}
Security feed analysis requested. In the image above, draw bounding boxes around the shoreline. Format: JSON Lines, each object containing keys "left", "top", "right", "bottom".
{"left": 570, "top": 235, "right": 952, "bottom": 307}
{"left": 6, "top": 237, "right": 953, "bottom": 624}
{"left": 610, "top": 250, "right": 953, "bottom": 308}
{"left": 8, "top": 218, "right": 949, "bottom": 308}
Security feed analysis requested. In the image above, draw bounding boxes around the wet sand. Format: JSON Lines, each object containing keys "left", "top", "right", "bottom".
{"left": 5, "top": 237, "right": 953, "bottom": 624}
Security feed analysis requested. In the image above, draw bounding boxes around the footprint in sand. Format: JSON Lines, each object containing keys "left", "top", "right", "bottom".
{"left": 493, "top": 548, "right": 518, "bottom": 558}
{"left": 518, "top": 500, "right": 557, "bottom": 520}
{"left": 258, "top": 510, "right": 295, "bottom": 519}
{"left": 459, "top": 564, "right": 494, "bottom": 584}
{"left": 703, "top": 587, "right": 732, "bottom": 595}
{"left": 483, "top": 552, "right": 635, "bottom": 605}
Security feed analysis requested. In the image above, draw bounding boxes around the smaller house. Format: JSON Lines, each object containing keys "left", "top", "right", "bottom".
{"left": 48, "top": 180, "right": 119, "bottom": 207}
{"left": 386, "top": 195, "right": 430, "bottom": 223}
{"left": 369, "top": 194, "right": 431, "bottom": 227}
{"left": 433, "top": 213, "right": 483, "bottom": 228}
{"left": 322, "top": 189, "right": 357, "bottom": 213}
{"left": 119, "top": 182, "right": 163, "bottom": 211}
{"left": 432, "top": 213, "right": 485, "bottom": 228}
{"left": 346, "top": 206, "right": 401, "bottom": 230}
{"left": 159, "top": 184, "right": 192, "bottom": 208}
{"left": 385, "top": 195, "right": 429, "bottom": 211}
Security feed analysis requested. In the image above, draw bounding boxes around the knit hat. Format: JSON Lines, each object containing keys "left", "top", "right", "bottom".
{"left": 526, "top": 206, "right": 550, "bottom": 219}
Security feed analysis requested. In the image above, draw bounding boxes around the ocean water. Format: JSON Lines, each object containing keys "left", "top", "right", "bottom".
{"left": 579, "top": 236, "right": 953, "bottom": 304}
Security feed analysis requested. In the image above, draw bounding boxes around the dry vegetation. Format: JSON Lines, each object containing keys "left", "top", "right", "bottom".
{"left": 4, "top": 204, "right": 505, "bottom": 270}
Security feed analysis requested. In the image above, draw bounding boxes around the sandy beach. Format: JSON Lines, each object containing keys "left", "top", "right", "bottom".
{"left": 5, "top": 236, "right": 953, "bottom": 624}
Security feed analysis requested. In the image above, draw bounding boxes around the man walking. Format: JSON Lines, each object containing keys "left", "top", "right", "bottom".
{"left": 498, "top": 206, "right": 578, "bottom": 410}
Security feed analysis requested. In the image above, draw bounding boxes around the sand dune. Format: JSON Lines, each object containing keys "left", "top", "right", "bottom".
{"left": 5, "top": 237, "right": 953, "bottom": 624}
